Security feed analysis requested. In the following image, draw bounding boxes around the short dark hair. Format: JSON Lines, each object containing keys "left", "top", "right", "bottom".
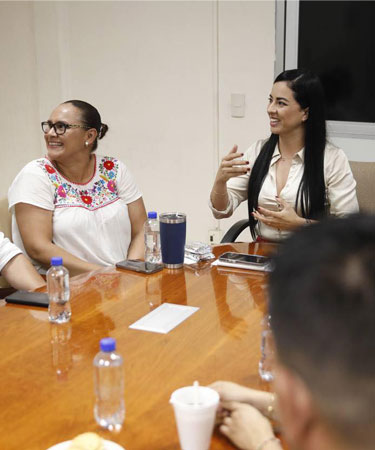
{"left": 269, "top": 214, "right": 375, "bottom": 447}
{"left": 63, "top": 100, "right": 109, "bottom": 151}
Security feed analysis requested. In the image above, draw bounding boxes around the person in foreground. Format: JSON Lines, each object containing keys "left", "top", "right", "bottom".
{"left": 9, "top": 100, "right": 147, "bottom": 276}
{"left": 210, "top": 69, "right": 358, "bottom": 242}
{"left": 211, "top": 214, "right": 375, "bottom": 450}
{"left": 0, "top": 232, "right": 44, "bottom": 290}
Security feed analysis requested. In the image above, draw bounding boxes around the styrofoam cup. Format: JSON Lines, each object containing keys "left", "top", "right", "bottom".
{"left": 170, "top": 385, "right": 219, "bottom": 450}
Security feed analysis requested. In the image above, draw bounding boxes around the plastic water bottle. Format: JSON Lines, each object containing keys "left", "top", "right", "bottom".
{"left": 258, "top": 315, "right": 275, "bottom": 382}
{"left": 47, "top": 257, "right": 71, "bottom": 323}
{"left": 93, "top": 337, "right": 125, "bottom": 431}
{"left": 144, "top": 211, "right": 161, "bottom": 263}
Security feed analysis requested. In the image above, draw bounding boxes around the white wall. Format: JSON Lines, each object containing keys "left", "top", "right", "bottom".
{"left": 217, "top": 1, "right": 275, "bottom": 238}
{"left": 0, "top": 2, "right": 41, "bottom": 196}
{"left": 0, "top": 0, "right": 276, "bottom": 243}
{"left": 66, "top": 1, "right": 217, "bottom": 243}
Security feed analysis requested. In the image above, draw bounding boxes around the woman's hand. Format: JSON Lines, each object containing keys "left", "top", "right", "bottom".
{"left": 215, "top": 145, "right": 250, "bottom": 184}
{"left": 252, "top": 196, "right": 305, "bottom": 231}
{"left": 209, "top": 381, "right": 259, "bottom": 404}
{"left": 210, "top": 145, "right": 250, "bottom": 212}
{"left": 219, "top": 401, "right": 280, "bottom": 450}
{"left": 209, "top": 381, "right": 277, "bottom": 420}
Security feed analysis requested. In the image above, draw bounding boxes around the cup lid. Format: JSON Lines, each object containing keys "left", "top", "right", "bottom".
{"left": 159, "top": 212, "right": 186, "bottom": 224}
{"left": 170, "top": 386, "right": 219, "bottom": 409}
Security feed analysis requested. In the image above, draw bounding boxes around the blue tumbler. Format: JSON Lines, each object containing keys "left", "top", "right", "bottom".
{"left": 159, "top": 213, "right": 186, "bottom": 269}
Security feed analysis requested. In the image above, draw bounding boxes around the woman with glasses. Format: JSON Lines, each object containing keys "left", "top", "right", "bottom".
{"left": 8, "top": 100, "right": 147, "bottom": 275}
{"left": 209, "top": 69, "right": 359, "bottom": 242}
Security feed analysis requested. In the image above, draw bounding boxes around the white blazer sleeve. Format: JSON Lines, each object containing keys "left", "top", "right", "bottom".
{"left": 325, "top": 146, "right": 359, "bottom": 217}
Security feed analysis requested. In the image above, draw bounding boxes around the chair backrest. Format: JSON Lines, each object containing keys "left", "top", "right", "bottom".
{"left": 349, "top": 161, "right": 375, "bottom": 214}
{"left": 0, "top": 197, "right": 12, "bottom": 240}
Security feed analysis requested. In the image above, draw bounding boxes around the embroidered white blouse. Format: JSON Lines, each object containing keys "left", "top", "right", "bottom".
{"left": 8, "top": 155, "right": 142, "bottom": 270}
{"left": 210, "top": 140, "right": 359, "bottom": 241}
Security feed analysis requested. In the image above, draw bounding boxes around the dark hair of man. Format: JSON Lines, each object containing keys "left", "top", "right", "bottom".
{"left": 247, "top": 69, "right": 327, "bottom": 240}
{"left": 63, "top": 100, "right": 109, "bottom": 151}
{"left": 269, "top": 214, "right": 375, "bottom": 448}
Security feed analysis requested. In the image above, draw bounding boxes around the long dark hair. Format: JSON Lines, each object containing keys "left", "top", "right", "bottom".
{"left": 63, "top": 100, "right": 109, "bottom": 151}
{"left": 247, "top": 69, "right": 327, "bottom": 239}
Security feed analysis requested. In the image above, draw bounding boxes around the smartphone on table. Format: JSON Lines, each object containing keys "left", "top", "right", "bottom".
{"left": 217, "top": 252, "right": 273, "bottom": 271}
{"left": 116, "top": 259, "right": 163, "bottom": 274}
{"left": 5, "top": 291, "right": 49, "bottom": 307}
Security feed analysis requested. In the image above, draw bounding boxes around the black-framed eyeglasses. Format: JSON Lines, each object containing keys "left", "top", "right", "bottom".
{"left": 41, "top": 121, "right": 91, "bottom": 136}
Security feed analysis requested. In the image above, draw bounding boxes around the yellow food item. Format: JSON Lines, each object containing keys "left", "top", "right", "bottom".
{"left": 68, "top": 432, "right": 104, "bottom": 450}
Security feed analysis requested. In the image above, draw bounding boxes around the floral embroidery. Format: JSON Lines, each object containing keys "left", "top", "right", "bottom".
{"left": 45, "top": 164, "right": 56, "bottom": 174}
{"left": 81, "top": 195, "right": 92, "bottom": 205}
{"left": 107, "top": 180, "right": 116, "bottom": 193}
{"left": 57, "top": 185, "right": 66, "bottom": 198}
{"left": 37, "top": 156, "right": 120, "bottom": 211}
{"left": 103, "top": 160, "right": 114, "bottom": 171}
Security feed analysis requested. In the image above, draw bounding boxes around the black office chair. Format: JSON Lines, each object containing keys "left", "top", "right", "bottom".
{"left": 220, "top": 219, "right": 250, "bottom": 243}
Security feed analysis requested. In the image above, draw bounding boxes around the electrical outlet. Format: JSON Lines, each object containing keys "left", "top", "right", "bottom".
{"left": 208, "top": 229, "right": 223, "bottom": 245}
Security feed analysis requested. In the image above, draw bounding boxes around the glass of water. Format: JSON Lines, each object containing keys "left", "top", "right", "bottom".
{"left": 259, "top": 314, "right": 275, "bottom": 382}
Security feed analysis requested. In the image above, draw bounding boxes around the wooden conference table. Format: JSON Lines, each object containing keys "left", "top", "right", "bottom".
{"left": 0, "top": 242, "right": 279, "bottom": 450}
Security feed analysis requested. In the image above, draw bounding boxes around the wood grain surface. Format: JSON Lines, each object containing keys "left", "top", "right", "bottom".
{"left": 0, "top": 243, "right": 281, "bottom": 450}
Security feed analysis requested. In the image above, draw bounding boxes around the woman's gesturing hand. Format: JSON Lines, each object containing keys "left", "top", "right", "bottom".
{"left": 215, "top": 145, "right": 250, "bottom": 184}
{"left": 252, "top": 196, "right": 306, "bottom": 231}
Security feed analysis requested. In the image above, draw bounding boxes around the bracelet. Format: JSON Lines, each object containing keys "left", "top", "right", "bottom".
{"left": 212, "top": 190, "right": 228, "bottom": 196}
{"left": 256, "top": 436, "right": 280, "bottom": 450}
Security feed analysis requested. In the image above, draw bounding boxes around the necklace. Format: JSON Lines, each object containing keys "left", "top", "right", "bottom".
{"left": 280, "top": 156, "right": 294, "bottom": 162}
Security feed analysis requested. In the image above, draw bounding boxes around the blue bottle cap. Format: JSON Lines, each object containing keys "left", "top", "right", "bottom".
{"left": 100, "top": 337, "right": 116, "bottom": 352}
{"left": 51, "top": 257, "right": 63, "bottom": 266}
{"left": 147, "top": 211, "right": 157, "bottom": 219}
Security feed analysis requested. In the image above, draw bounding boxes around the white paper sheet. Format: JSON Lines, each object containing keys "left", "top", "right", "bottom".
{"left": 129, "top": 303, "right": 199, "bottom": 334}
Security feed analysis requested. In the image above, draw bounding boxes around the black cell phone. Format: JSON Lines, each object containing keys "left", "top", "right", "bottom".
{"left": 116, "top": 259, "right": 164, "bottom": 274}
{"left": 5, "top": 291, "right": 49, "bottom": 307}
{"left": 218, "top": 252, "right": 271, "bottom": 267}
